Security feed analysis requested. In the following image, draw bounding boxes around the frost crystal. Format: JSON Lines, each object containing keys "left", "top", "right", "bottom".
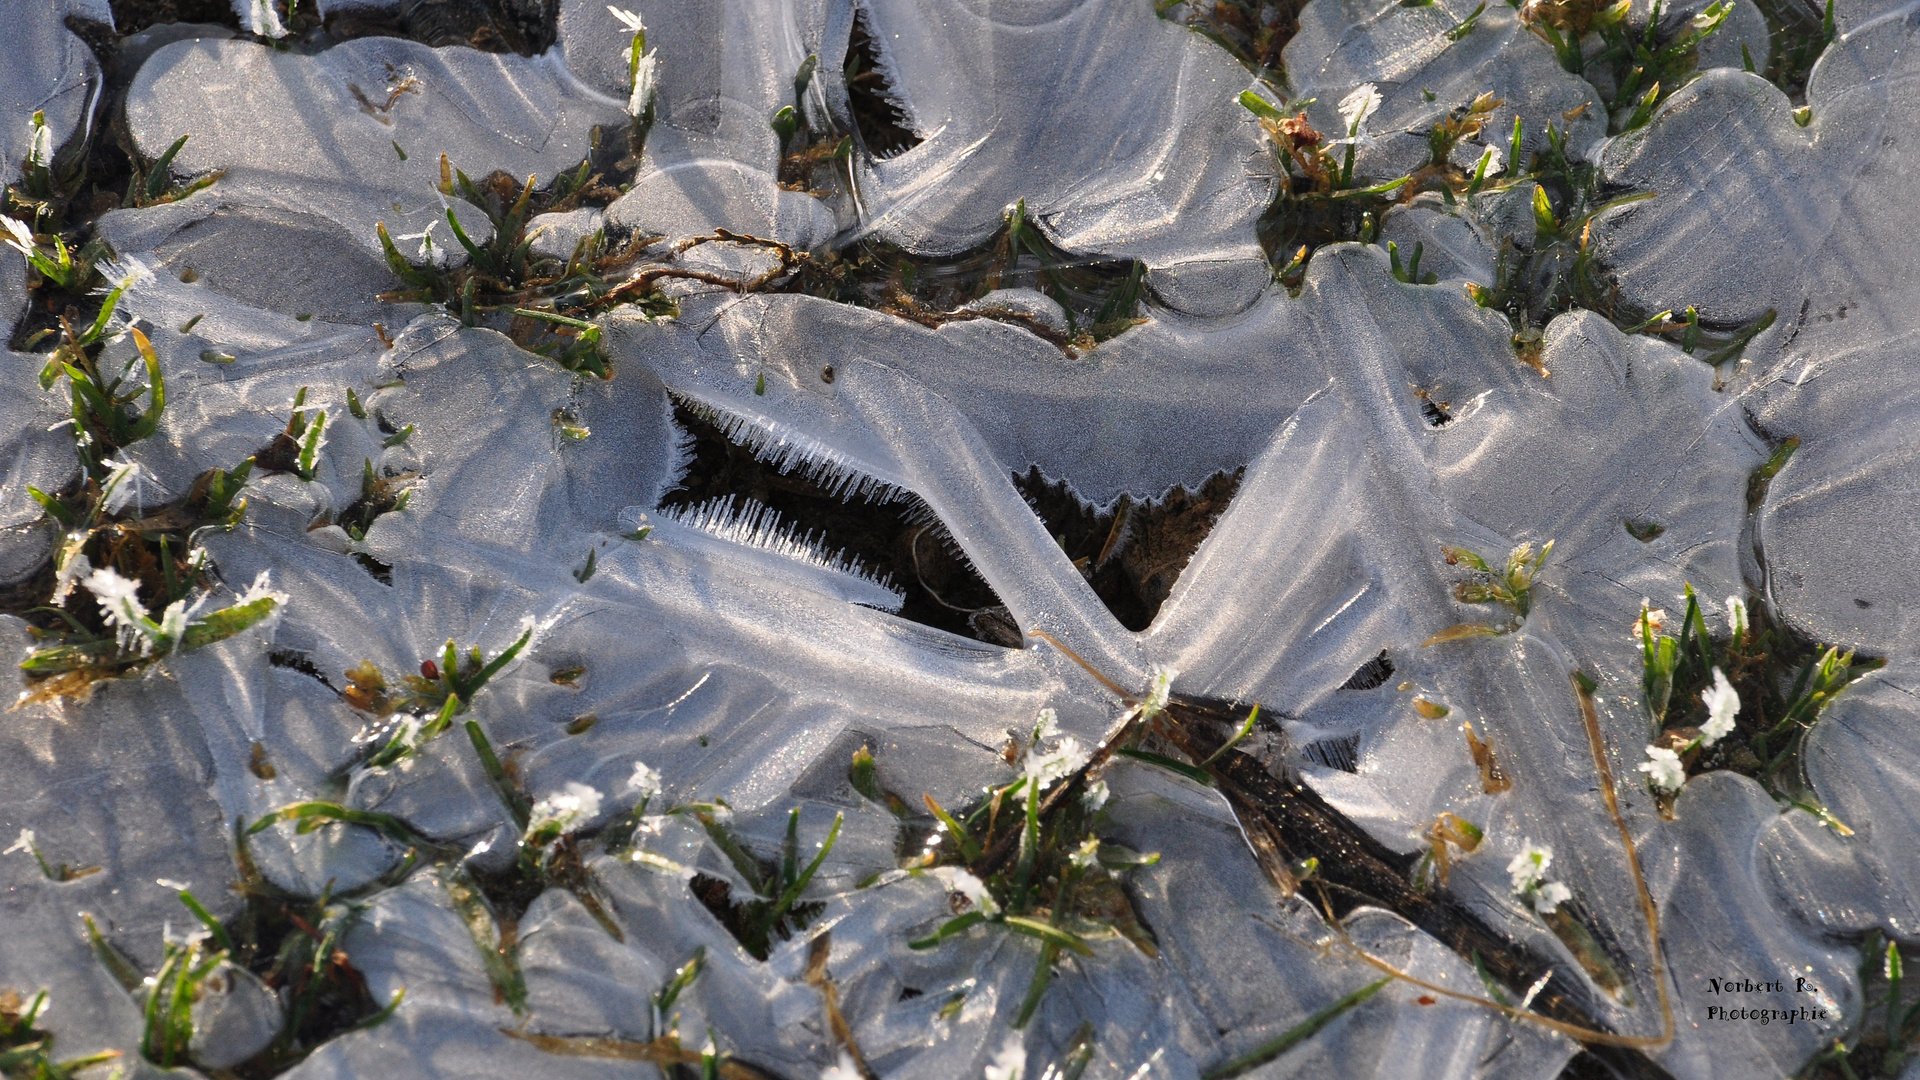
{"left": 1138, "top": 666, "right": 1178, "bottom": 723}
{"left": 627, "top": 53, "right": 659, "bottom": 120}
{"left": 26, "top": 114, "right": 52, "bottom": 169}
{"left": 1509, "top": 841, "right": 1572, "bottom": 914}
{"left": 1337, "top": 84, "right": 1383, "bottom": 140}
{"left": 605, "top": 5, "right": 646, "bottom": 33}
{"left": 1507, "top": 840, "right": 1552, "bottom": 895}
{"left": 626, "top": 759, "right": 663, "bottom": 801}
{"left": 983, "top": 1032, "right": 1026, "bottom": 1080}
{"left": 1639, "top": 746, "right": 1685, "bottom": 794}
{"left": 1024, "top": 735, "right": 1089, "bottom": 791}
{"left": 244, "top": 0, "right": 289, "bottom": 39}
{"left": 99, "top": 457, "right": 147, "bottom": 516}
{"left": 1032, "top": 706, "right": 1061, "bottom": 742}
{"left": 1532, "top": 881, "right": 1572, "bottom": 915}
{"left": 1700, "top": 668, "right": 1740, "bottom": 746}
{"left": 83, "top": 567, "right": 149, "bottom": 643}
{"left": 1, "top": 216, "right": 33, "bottom": 258}
{"left": 819, "top": 1053, "right": 861, "bottom": 1080}
{"left": 528, "top": 782, "right": 603, "bottom": 837}
{"left": 931, "top": 866, "right": 1000, "bottom": 917}
{"left": 1082, "top": 778, "right": 1111, "bottom": 812}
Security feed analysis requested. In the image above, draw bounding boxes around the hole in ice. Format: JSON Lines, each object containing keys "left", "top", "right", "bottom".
{"left": 845, "top": 5, "right": 922, "bottom": 160}
{"left": 351, "top": 552, "right": 394, "bottom": 586}
{"left": 1014, "top": 466, "right": 1243, "bottom": 632}
{"left": 1624, "top": 519, "right": 1666, "bottom": 542}
{"left": 268, "top": 648, "right": 336, "bottom": 690}
{"left": 658, "top": 404, "right": 1012, "bottom": 645}
{"left": 1300, "top": 733, "right": 1361, "bottom": 773}
{"left": 688, "top": 871, "right": 826, "bottom": 962}
{"left": 390, "top": 0, "right": 559, "bottom": 56}
{"left": 107, "top": 0, "right": 242, "bottom": 36}
{"left": 1339, "top": 650, "right": 1395, "bottom": 691}
{"left": 107, "top": 0, "right": 558, "bottom": 53}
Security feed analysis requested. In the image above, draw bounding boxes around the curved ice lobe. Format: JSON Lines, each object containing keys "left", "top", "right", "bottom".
{"left": 825, "top": 0, "right": 1272, "bottom": 276}
{"left": 351, "top": 323, "right": 678, "bottom": 561}
{"left": 0, "top": 1, "right": 102, "bottom": 191}
{"left": 531, "top": 553, "right": 1065, "bottom": 820}
{"left": 100, "top": 207, "right": 408, "bottom": 352}
{"left": 1649, "top": 774, "right": 1858, "bottom": 1080}
{"left": 1591, "top": 7, "right": 1920, "bottom": 657}
{"left": 1588, "top": 71, "right": 1820, "bottom": 336}
{"left": 565, "top": 0, "right": 840, "bottom": 248}
{"left": 605, "top": 301, "right": 1149, "bottom": 683}
{"left": 1151, "top": 250, "right": 1700, "bottom": 1039}
{"left": 0, "top": 629, "right": 239, "bottom": 1065}
{"left": 1109, "top": 775, "right": 1578, "bottom": 1078}
{"left": 1794, "top": 664, "right": 1920, "bottom": 934}
{"left": 0, "top": 371, "right": 80, "bottom": 590}
{"left": 607, "top": 290, "right": 1327, "bottom": 508}
{"left": 1757, "top": 419, "right": 1920, "bottom": 658}
{"left": 1427, "top": 310, "right": 1762, "bottom": 690}
{"left": 108, "top": 35, "right": 621, "bottom": 322}
{"left": 1283, "top": 0, "right": 1605, "bottom": 180}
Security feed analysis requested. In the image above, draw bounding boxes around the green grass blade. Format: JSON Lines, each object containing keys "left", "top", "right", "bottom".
{"left": 247, "top": 801, "right": 424, "bottom": 846}
{"left": 466, "top": 719, "right": 532, "bottom": 829}
{"left": 772, "top": 812, "right": 843, "bottom": 921}
{"left": 176, "top": 890, "right": 236, "bottom": 955}
{"left": 1114, "top": 747, "right": 1213, "bottom": 786}
{"left": 1201, "top": 704, "right": 1261, "bottom": 766}
{"left": 1202, "top": 978, "right": 1390, "bottom": 1079}
{"left": 1001, "top": 916, "right": 1094, "bottom": 957}
{"left": 907, "top": 911, "right": 987, "bottom": 950}
{"left": 81, "top": 913, "right": 146, "bottom": 991}
{"left": 922, "top": 793, "right": 981, "bottom": 862}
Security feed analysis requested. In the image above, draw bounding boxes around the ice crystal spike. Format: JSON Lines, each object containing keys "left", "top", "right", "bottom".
{"left": 658, "top": 494, "right": 905, "bottom": 610}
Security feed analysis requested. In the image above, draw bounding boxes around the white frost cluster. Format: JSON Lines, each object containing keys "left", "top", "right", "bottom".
{"left": 626, "top": 759, "right": 663, "bottom": 801}
{"left": 1023, "top": 734, "right": 1088, "bottom": 791}
{"left": 1700, "top": 667, "right": 1740, "bottom": 745}
{"left": 1336, "top": 83, "right": 1383, "bottom": 143}
{"left": 27, "top": 112, "right": 52, "bottom": 169}
{"left": 1507, "top": 840, "right": 1571, "bottom": 915}
{"left": 1, "top": 216, "right": 34, "bottom": 259}
{"left": 1638, "top": 746, "right": 1685, "bottom": 794}
{"left": 243, "top": 0, "right": 290, "bottom": 39}
{"left": 983, "top": 1032, "right": 1026, "bottom": 1080}
{"left": 929, "top": 866, "right": 1000, "bottom": 917}
{"left": 608, "top": 6, "right": 658, "bottom": 118}
{"left": 528, "top": 782, "right": 603, "bottom": 837}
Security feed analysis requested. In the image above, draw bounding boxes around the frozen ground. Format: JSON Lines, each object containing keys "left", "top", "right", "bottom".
{"left": 3, "top": 0, "right": 1919, "bottom": 1077}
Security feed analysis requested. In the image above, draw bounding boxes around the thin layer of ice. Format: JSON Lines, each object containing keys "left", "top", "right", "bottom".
{"left": 1283, "top": 0, "right": 1606, "bottom": 176}
{"left": 1592, "top": 4, "right": 1920, "bottom": 657}
{"left": 108, "top": 34, "right": 624, "bottom": 339}
{"left": 830, "top": 0, "right": 1272, "bottom": 278}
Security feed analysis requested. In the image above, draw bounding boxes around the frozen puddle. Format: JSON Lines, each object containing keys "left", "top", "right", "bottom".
{"left": 2, "top": 0, "right": 1917, "bottom": 1078}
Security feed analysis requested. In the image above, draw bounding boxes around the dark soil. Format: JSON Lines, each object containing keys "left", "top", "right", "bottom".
{"left": 844, "top": 8, "right": 921, "bottom": 159}
{"left": 659, "top": 405, "right": 1242, "bottom": 644}
{"left": 105, "top": 0, "right": 556, "bottom": 52}
{"left": 1015, "top": 466, "right": 1243, "bottom": 632}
